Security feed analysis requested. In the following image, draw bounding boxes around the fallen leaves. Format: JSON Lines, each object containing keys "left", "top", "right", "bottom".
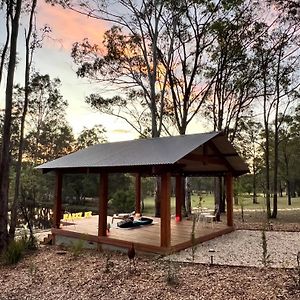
{"left": 0, "top": 246, "right": 299, "bottom": 300}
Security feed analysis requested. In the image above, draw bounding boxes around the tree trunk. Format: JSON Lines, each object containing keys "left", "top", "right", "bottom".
{"left": 214, "top": 177, "right": 221, "bottom": 221}
{"left": 287, "top": 179, "right": 292, "bottom": 206}
{"left": 279, "top": 181, "right": 283, "bottom": 197}
{"left": 0, "top": 3, "right": 11, "bottom": 85}
{"left": 262, "top": 62, "right": 271, "bottom": 219}
{"left": 253, "top": 164, "right": 258, "bottom": 204}
{"left": 271, "top": 48, "right": 282, "bottom": 220}
{"left": 185, "top": 177, "right": 191, "bottom": 215}
{"left": 234, "top": 177, "right": 239, "bottom": 206}
{"left": 0, "top": 0, "right": 22, "bottom": 253}
{"left": 220, "top": 177, "right": 225, "bottom": 213}
{"left": 154, "top": 177, "right": 161, "bottom": 217}
{"left": 9, "top": 0, "right": 37, "bottom": 240}
{"left": 284, "top": 152, "right": 291, "bottom": 205}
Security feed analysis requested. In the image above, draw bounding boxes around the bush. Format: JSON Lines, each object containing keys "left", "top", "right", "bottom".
{"left": 19, "top": 230, "right": 38, "bottom": 251}
{"left": 110, "top": 190, "right": 135, "bottom": 213}
{"left": 25, "top": 235, "right": 38, "bottom": 250}
{"left": 70, "top": 239, "right": 84, "bottom": 258}
{"left": 3, "top": 239, "right": 26, "bottom": 265}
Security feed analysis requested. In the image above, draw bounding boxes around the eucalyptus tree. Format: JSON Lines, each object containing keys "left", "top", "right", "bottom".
{"left": 9, "top": 0, "right": 39, "bottom": 241}
{"left": 23, "top": 72, "right": 72, "bottom": 164}
{"left": 202, "top": 1, "right": 262, "bottom": 212}
{"left": 204, "top": 2, "right": 262, "bottom": 142}
{"left": 278, "top": 114, "right": 296, "bottom": 205}
{"left": 76, "top": 125, "right": 107, "bottom": 150}
{"left": 268, "top": 0, "right": 300, "bottom": 17}
{"left": 253, "top": 12, "right": 300, "bottom": 218}
{"left": 0, "top": 0, "right": 22, "bottom": 253}
{"left": 0, "top": 0, "right": 11, "bottom": 85}
{"left": 235, "top": 116, "right": 264, "bottom": 204}
{"left": 69, "top": 0, "right": 174, "bottom": 139}
{"left": 63, "top": 0, "right": 218, "bottom": 216}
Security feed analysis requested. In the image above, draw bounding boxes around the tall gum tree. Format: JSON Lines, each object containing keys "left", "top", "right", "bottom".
{"left": 0, "top": 0, "right": 22, "bottom": 253}
{"left": 69, "top": 0, "right": 172, "bottom": 139}
{"left": 0, "top": 1, "right": 11, "bottom": 85}
{"left": 253, "top": 11, "right": 300, "bottom": 218}
{"left": 9, "top": 0, "right": 39, "bottom": 241}
{"left": 203, "top": 1, "right": 263, "bottom": 213}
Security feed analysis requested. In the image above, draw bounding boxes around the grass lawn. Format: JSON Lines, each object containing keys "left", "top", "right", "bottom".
{"left": 142, "top": 193, "right": 300, "bottom": 215}
{"left": 142, "top": 193, "right": 300, "bottom": 229}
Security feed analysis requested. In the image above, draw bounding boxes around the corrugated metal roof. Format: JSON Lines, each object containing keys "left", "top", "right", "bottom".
{"left": 36, "top": 132, "right": 249, "bottom": 175}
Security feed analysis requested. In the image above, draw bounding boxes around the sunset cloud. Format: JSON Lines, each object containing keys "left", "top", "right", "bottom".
{"left": 37, "top": 2, "right": 109, "bottom": 51}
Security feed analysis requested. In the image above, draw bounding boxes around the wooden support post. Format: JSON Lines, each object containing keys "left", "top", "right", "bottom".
{"left": 175, "top": 175, "right": 184, "bottom": 222}
{"left": 53, "top": 171, "right": 63, "bottom": 229}
{"left": 98, "top": 172, "right": 108, "bottom": 237}
{"left": 226, "top": 173, "right": 234, "bottom": 227}
{"left": 160, "top": 172, "right": 171, "bottom": 248}
{"left": 135, "top": 173, "right": 141, "bottom": 215}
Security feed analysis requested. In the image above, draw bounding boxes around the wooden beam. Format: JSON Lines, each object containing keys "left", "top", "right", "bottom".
{"left": 207, "top": 141, "right": 235, "bottom": 173}
{"left": 182, "top": 153, "right": 227, "bottom": 165}
{"left": 160, "top": 172, "right": 171, "bottom": 248}
{"left": 98, "top": 172, "right": 108, "bottom": 237}
{"left": 135, "top": 173, "right": 141, "bottom": 215}
{"left": 175, "top": 175, "right": 184, "bottom": 222}
{"left": 226, "top": 173, "right": 234, "bottom": 226}
{"left": 48, "top": 164, "right": 185, "bottom": 176}
{"left": 53, "top": 171, "right": 63, "bottom": 229}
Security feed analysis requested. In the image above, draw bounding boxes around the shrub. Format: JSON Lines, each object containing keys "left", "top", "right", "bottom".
{"left": 70, "top": 239, "right": 84, "bottom": 258}
{"left": 261, "top": 226, "right": 271, "bottom": 267}
{"left": 110, "top": 190, "right": 135, "bottom": 213}
{"left": 190, "top": 214, "right": 197, "bottom": 262}
{"left": 3, "top": 239, "right": 26, "bottom": 265}
{"left": 166, "top": 256, "right": 179, "bottom": 286}
{"left": 21, "top": 232, "right": 38, "bottom": 251}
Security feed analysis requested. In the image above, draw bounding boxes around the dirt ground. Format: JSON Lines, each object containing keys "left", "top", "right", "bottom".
{"left": 0, "top": 245, "right": 299, "bottom": 300}
{"left": 234, "top": 209, "right": 300, "bottom": 231}
{"left": 0, "top": 210, "right": 300, "bottom": 300}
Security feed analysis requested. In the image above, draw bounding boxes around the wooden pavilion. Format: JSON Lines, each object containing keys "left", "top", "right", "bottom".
{"left": 37, "top": 132, "right": 249, "bottom": 254}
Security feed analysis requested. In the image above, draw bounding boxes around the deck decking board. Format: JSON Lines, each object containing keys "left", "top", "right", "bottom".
{"left": 54, "top": 215, "right": 233, "bottom": 254}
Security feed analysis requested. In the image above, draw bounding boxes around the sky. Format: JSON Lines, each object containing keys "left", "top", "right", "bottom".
{"left": 35, "top": 1, "right": 139, "bottom": 142}
{"left": 0, "top": 1, "right": 206, "bottom": 142}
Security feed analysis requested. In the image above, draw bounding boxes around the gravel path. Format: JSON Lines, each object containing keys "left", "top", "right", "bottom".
{"left": 168, "top": 230, "right": 300, "bottom": 268}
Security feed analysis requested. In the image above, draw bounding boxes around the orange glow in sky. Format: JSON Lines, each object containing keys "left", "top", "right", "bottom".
{"left": 37, "top": 2, "right": 108, "bottom": 51}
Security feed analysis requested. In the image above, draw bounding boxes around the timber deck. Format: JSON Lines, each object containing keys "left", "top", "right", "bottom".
{"left": 52, "top": 215, "right": 234, "bottom": 255}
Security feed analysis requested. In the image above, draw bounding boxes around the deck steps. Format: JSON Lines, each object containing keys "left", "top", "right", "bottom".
{"left": 40, "top": 233, "right": 53, "bottom": 245}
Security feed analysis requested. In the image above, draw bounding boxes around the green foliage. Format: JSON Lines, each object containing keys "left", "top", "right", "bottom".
{"left": 2, "top": 239, "right": 26, "bottom": 265}
{"left": 261, "top": 225, "right": 271, "bottom": 267}
{"left": 2, "top": 229, "right": 39, "bottom": 265}
{"left": 190, "top": 214, "right": 197, "bottom": 262}
{"left": 23, "top": 72, "right": 74, "bottom": 164}
{"left": 28, "top": 261, "right": 38, "bottom": 277}
{"left": 166, "top": 255, "right": 179, "bottom": 286}
{"left": 70, "top": 239, "right": 84, "bottom": 258}
{"left": 63, "top": 174, "right": 98, "bottom": 206}
{"left": 109, "top": 174, "right": 132, "bottom": 198}
{"left": 20, "top": 230, "right": 38, "bottom": 251}
{"left": 104, "top": 252, "right": 114, "bottom": 273}
{"left": 76, "top": 125, "right": 107, "bottom": 150}
{"left": 110, "top": 190, "right": 135, "bottom": 213}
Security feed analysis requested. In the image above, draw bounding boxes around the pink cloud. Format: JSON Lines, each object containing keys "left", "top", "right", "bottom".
{"left": 37, "top": 2, "right": 108, "bottom": 50}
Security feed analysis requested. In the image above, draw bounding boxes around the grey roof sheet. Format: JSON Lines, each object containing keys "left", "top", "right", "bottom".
{"left": 36, "top": 132, "right": 249, "bottom": 175}
{"left": 37, "top": 132, "right": 220, "bottom": 169}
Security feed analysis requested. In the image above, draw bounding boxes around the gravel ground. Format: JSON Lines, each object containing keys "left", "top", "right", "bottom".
{"left": 168, "top": 230, "right": 300, "bottom": 268}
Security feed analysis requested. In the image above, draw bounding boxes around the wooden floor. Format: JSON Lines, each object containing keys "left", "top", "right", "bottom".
{"left": 52, "top": 215, "right": 234, "bottom": 254}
